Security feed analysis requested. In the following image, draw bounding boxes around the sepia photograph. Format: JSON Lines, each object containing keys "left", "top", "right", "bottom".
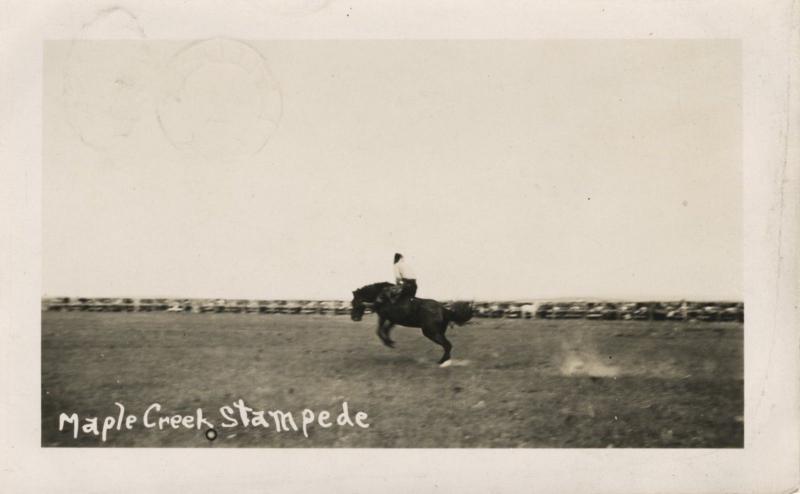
{"left": 42, "top": 35, "right": 743, "bottom": 448}
{"left": 2, "top": 1, "right": 798, "bottom": 492}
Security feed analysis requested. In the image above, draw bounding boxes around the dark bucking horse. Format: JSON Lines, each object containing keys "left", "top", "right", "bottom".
{"left": 350, "top": 282, "right": 473, "bottom": 367}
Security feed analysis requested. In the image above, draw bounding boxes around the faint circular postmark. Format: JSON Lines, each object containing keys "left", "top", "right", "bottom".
{"left": 157, "top": 38, "right": 283, "bottom": 160}
{"left": 63, "top": 7, "right": 154, "bottom": 149}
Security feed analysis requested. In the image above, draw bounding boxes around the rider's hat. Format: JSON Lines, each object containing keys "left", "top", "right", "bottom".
{"left": 394, "top": 253, "right": 403, "bottom": 263}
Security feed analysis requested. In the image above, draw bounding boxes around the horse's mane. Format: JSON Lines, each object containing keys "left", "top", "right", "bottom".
{"left": 354, "top": 282, "right": 394, "bottom": 301}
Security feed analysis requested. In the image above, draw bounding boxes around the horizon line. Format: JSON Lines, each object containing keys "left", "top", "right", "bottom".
{"left": 40, "top": 294, "right": 745, "bottom": 303}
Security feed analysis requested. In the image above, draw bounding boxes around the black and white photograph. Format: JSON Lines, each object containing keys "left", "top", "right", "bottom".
{"left": 42, "top": 35, "right": 744, "bottom": 448}
{"left": 2, "top": 1, "right": 799, "bottom": 492}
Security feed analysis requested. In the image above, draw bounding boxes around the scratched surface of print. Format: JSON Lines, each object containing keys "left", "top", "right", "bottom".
{"left": 43, "top": 39, "right": 743, "bottom": 448}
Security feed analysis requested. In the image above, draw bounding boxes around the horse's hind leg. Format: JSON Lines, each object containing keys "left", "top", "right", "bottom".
{"left": 422, "top": 324, "right": 452, "bottom": 366}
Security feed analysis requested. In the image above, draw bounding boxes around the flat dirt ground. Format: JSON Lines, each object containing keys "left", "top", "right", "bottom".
{"left": 42, "top": 312, "right": 743, "bottom": 447}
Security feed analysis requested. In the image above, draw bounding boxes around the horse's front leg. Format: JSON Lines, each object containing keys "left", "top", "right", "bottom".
{"left": 383, "top": 322, "right": 396, "bottom": 347}
{"left": 376, "top": 316, "right": 395, "bottom": 348}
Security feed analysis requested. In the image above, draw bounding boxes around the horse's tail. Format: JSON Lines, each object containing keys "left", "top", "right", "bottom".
{"left": 445, "top": 301, "right": 473, "bottom": 326}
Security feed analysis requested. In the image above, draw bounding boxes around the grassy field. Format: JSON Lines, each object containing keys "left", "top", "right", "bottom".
{"left": 42, "top": 312, "right": 743, "bottom": 448}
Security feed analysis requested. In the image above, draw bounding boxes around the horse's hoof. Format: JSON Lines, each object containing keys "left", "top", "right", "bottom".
{"left": 439, "top": 359, "right": 452, "bottom": 368}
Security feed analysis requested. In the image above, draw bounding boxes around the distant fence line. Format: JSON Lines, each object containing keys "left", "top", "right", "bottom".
{"left": 41, "top": 297, "right": 744, "bottom": 322}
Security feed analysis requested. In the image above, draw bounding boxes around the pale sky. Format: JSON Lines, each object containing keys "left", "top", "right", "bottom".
{"left": 43, "top": 40, "right": 741, "bottom": 301}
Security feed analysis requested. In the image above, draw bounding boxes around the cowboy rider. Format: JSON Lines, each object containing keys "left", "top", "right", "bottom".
{"left": 392, "top": 252, "right": 417, "bottom": 301}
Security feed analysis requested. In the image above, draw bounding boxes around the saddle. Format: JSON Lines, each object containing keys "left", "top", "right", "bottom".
{"left": 376, "top": 285, "right": 412, "bottom": 306}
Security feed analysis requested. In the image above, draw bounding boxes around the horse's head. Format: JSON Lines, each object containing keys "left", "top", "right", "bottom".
{"left": 350, "top": 289, "right": 366, "bottom": 321}
{"left": 350, "top": 282, "right": 392, "bottom": 321}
